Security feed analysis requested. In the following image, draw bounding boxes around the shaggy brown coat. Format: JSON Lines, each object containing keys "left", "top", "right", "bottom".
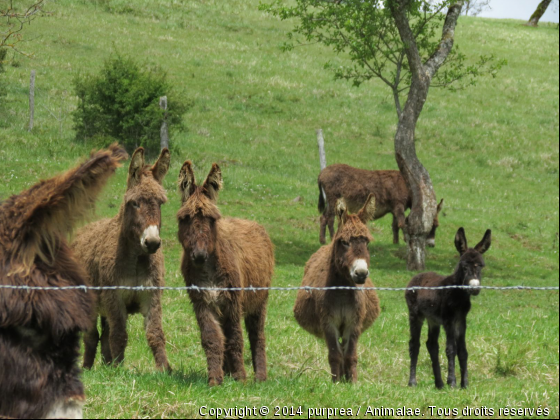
{"left": 0, "top": 144, "right": 127, "bottom": 419}
{"left": 406, "top": 227, "right": 491, "bottom": 389}
{"left": 72, "top": 147, "right": 171, "bottom": 372}
{"left": 294, "top": 194, "right": 380, "bottom": 383}
{"left": 318, "top": 164, "right": 443, "bottom": 245}
{"left": 177, "top": 161, "right": 274, "bottom": 386}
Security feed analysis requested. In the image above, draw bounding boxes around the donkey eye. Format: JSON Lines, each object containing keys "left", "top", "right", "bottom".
{"left": 341, "top": 240, "right": 349, "bottom": 248}
{"left": 131, "top": 201, "right": 140, "bottom": 209}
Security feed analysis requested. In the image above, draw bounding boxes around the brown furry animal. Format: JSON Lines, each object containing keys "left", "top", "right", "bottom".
{"left": 177, "top": 161, "right": 274, "bottom": 386}
{"left": 0, "top": 145, "right": 127, "bottom": 419}
{"left": 406, "top": 227, "right": 491, "bottom": 389}
{"left": 318, "top": 164, "right": 443, "bottom": 246}
{"left": 72, "top": 147, "right": 171, "bottom": 372}
{"left": 294, "top": 194, "right": 380, "bottom": 383}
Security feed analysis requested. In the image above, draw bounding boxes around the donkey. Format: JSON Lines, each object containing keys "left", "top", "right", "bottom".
{"left": 318, "top": 164, "right": 443, "bottom": 246}
{"left": 0, "top": 145, "right": 127, "bottom": 419}
{"left": 72, "top": 147, "right": 171, "bottom": 372}
{"left": 294, "top": 194, "right": 380, "bottom": 383}
{"left": 177, "top": 161, "right": 274, "bottom": 386}
{"left": 406, "top": 227, "right": 491, "bottom": 389}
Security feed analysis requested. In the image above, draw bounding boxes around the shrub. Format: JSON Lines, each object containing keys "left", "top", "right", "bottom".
{"left": 72, "top": 54, "right": 190, "bottom": 154}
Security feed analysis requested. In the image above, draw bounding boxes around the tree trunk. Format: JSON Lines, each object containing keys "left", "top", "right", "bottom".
{"left": 316, "top": 129, "right": 327, "bottom": 171}
{"left": 390, "top": 1, "right": 464, "bottom": 271}
{"left": 526, "top": 0, "right": 552, "bottom": 27}
{"left": 28, "top": 70, "right": 36, "bottom": 132}
{"left": 159, "top": 96, "right": 169, "bottom": 150}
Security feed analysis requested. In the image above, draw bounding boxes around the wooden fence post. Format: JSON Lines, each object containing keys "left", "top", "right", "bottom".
{"left": 316, "top": 128, "right": 327, "bottom": 171}
{"left": 159, "top": 96, "right": 169, "bottom": 150}
{"left": 28, "top": 70, "right": 36, "bottom": 132}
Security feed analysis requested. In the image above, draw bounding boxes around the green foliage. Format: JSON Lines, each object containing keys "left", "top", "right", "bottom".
{"left": 260, "top": 0, "right": 506, "bottom": 116}
{"left": 72, "top": 54, "right": 190, "bottom": 154}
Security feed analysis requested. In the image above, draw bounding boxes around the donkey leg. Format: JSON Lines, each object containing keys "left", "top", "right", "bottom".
{"left": 444, "top": 322, "right": 457, "bottom": 387}
{"left": 100, "top": 316, "right": 113, "bottom": 365}
{"left": 143, "top": 291, "right": 171, "bottom": 373}
{"left": 324, "top": 325, "right": 343, "bottom": 382}
{"left": 456, "top": 320, "right": 468, "bottom": 388}
{"left": 245, "top": 305, "right": 268, "bottom": 382}
{"left": 106, "top": 298, "right": 128, "bottom": 366}
{"left": 342, "top": 327, "right": 360, "bottom": 383}
{"left": 394, "top": 206, "right": 406, "bottom": 244}
{"left": 408, "top": 315, "right": 424, "bottom": 387}
{"left": 426, "top": 322, "right": 444, "bottom": 389}
{"left": 82, "top": 314, "right": 99, "bottom": 370}
{"left": 319, "top": 213, "right": 328, "bottom": 245}
{"left": 222, "top": 307, "right": 247, "bottom": 383}
{"left": 195, "top": 306, "right": 225, "bottom": 386}
{"left": 327, "top": 213, "right": 335, "bottom": 242}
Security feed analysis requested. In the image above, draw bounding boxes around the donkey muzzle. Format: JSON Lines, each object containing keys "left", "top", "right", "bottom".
{"left": 191, "top": 249, "right": 208, "bottom": 265}
{"left": 467, "top": 279, "right": 481, "bottom": 296}
{"left": 426, "top": 238, "right": 435, "bottom": 248}
{"left": 141, "top": 225, "right": 161, "bottom": 254}
{"left": 350, "top": 259, "right": 369, "bottom": 284}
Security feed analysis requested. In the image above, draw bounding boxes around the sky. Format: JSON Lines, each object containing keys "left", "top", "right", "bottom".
{"left": 477, "top": 0, "right": 559, "bottom": 23}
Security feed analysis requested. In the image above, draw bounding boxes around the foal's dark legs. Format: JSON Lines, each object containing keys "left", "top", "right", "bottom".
{"left": 426, "top": 322, "right": 444, "bottom": 389}
{"left": 444, "top": 322, "right": 457, "bottom": 387}
{"left": 83, "top": 315, "right": 100, "bottom": 369}
{"left": 100, "top": 316, "right": 113, "bottom": 364}
{"left": 408, "top": 315, "right": 424, "bottom": 386}
{"left": 456, "top": 319, "right": 469, "bottom": 388}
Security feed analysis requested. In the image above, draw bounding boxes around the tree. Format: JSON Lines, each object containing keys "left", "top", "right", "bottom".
{"left": 261, "top": 0, "right": 504, "bottom": 270}
{"left": 526, "top": 0, "right": 553, "bottom": 27}
{"left": 462, "top": 0, "right": 491, "bottom": 16}
{"left": 73, "top": 54, "right": 190, "bottom": 155}
{"left": 1, "top": 1, "right": 46, "bottom": 55}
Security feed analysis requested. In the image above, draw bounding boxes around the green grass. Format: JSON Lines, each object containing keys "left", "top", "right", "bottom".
{"left": 0, "top": 1, "right": 558, "bottom": 418}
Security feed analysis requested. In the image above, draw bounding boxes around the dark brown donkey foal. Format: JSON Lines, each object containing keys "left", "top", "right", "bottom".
{"left": 294, "top": 195, "right": 380, "bottom": 382}
{"left": 0, "top": 145, "right": 127, "bottom": 419}
{"left": 72, "top": 147, "right": 171, "bottom": 372}
{"left": 177, "top": 161, "right": 274, "bottom": 386}
{"left": 406, "top": 227, "right": 491, "bottom": 389}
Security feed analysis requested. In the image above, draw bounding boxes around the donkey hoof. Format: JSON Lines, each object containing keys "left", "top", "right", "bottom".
{"left": 208, "top": 377, "right": 223, "bottom": 387}
{"left": 435, "top": 381, "right": 444, "bottom": 389}
{"left": 408, "top": 380, "right": 417, "bottom": 387}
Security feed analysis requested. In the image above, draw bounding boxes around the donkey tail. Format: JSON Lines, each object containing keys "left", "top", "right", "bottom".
{"left": 318, "top": 178, "right": 326, "bottom": 214}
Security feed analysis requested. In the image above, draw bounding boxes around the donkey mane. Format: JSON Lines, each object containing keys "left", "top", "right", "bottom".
{"left": 177, "top": 189, "right": 221, "bottom": 220}
{"left": 0, "top": 144, "right": 127, "bottom": 271}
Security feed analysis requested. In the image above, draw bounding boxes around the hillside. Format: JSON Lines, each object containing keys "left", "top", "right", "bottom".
{"left": 0, "top": 1, "right": 558, "bottom": 418}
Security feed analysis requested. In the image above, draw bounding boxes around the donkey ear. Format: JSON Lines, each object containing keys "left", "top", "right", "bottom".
{"left": 202, "top": 163, "right": 223, "bottom": 202}
{"left": 358, "top": 194, "right": 376, "bottom": 224}
{"left": 335, "top": 198, "right": 348, "bottom": 227}
{"left": 178, "top": 160, "right": 196, "bottom": 203}
{"left": 454, "top": 227, "right": 468, "bottom": 255}
{"left": 437, "top": 198, "right": 444, "bottom": 213}
{"left": 127, "top": 147, "right": 145, "bottom": 189}
{"left": 474, "top": 229, "right": 492, "bottom": 254}
{"left": 151, "top": 148, "right": 170, "bottom": 184}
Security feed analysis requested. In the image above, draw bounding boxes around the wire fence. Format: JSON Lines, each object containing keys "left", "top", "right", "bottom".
{"left": 0, "top": 284, "right": 558, "bottom": 292}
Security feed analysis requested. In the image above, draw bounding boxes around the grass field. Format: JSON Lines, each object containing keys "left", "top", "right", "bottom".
{"left": 0, "top": 0, "right": 558, "bottom": 418}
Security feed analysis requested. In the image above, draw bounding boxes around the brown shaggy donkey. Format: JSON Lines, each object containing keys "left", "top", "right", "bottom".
{"left": 0, "top": 145, "right": 127, "bottom": 419}
{"left": 72, "top": 147, "right": 171, "bottom": 372}
{"left": 318, "top": 164, "right": 443, "bottom": 246}
{"left": 177, "top": 161, "right": 274, "bottom": 386}
{"left": 406, "top": 227, "right": 491, "bottom": 389}
{"left": 294, "top": 194, "right": 380, "bottom": 383}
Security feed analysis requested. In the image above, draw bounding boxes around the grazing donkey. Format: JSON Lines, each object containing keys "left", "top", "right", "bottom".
{"left": 72, "top": 147, "right": 171, "bottom": 372}
{"left": 294, "top": 194, "right": 380, "bottom": 383}
{"left": 0, "top": 145, "right": 127, "bottom": 419}
{"left": 318, "top": 164, "right": 443, "bottom": 245}
{"left": 177, "top": 161, "right": 274, "bottom": 386}
{"left": 406, "top": 227, "right": 491, "bottom": 389}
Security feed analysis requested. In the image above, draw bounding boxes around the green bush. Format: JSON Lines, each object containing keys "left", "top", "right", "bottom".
{"left": 72, "top": 54, "right": 190, "bottom": 154}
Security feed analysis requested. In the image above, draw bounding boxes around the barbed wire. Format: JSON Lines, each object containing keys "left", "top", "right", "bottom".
{"left": 0, "top": 284, "right": 557, "bottom": 292}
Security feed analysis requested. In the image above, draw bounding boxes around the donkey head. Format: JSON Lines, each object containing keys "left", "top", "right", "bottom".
{"left": 123, "top": 147, "right": 170, "bottom": 254}
{"left": 454, "top": 227, "right": 491, "bottom": 296}
{"left": 333, "top": 194, "right": 376, "bottom": 285}
{"left": 426, "top": 199, "right": 444, "bottom": 248}
{"left": 177, "top": 161, "right": 223, "bottom": 267}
